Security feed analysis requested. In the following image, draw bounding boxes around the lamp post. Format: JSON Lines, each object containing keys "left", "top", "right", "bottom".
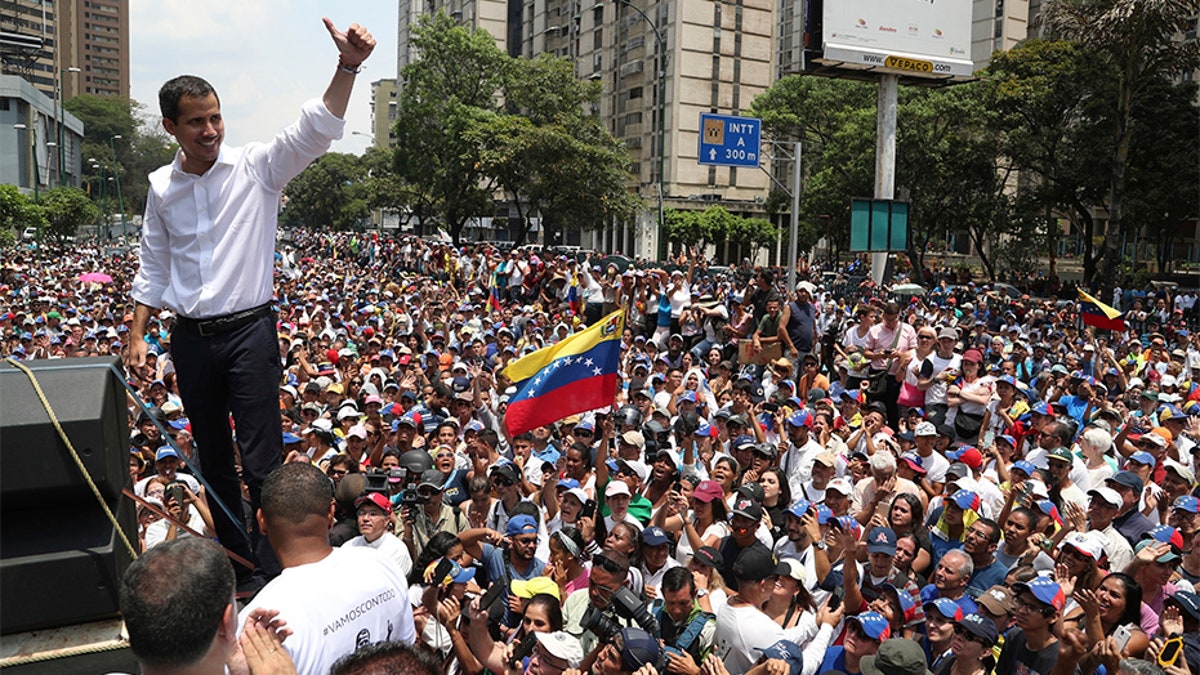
{"left": 108, "top": 135, "right": 126, "bottom": 240}
{"left": 13, "top": 124, "right": 39, "bottom": 203}
{"left": 600, "top": 0, "right": 666, "bottom": 259}
{"left": 57, "top": 66, "right": 81, "bottom": 188}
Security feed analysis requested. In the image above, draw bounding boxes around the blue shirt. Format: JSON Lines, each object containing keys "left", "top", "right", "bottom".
{"left": 920, "top": 583, "right": 979, "bottom": 617}
{"left": 481, "top": 543, "right": 546, "bottom": 628}
{"left": 820, "top": 647, "right": 858, "bottom": 675}
{"left": 966, "top": 559, "right": 1010, "bottom": 598}
{"left": 930, "top": 531, "right": 965, "bottom": 562}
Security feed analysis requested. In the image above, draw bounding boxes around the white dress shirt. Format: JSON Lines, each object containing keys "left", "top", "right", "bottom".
{"left": 132, "top": 99, "right": 344, "bottom": 318}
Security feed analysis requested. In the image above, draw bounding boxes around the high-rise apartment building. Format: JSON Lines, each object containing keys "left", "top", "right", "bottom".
{"left": 397, "top": 0, "right": 512, "bottom": 80}
{"left": 0, "top": 0, "right": 59, "bottom": 98}
{"left": 56, "top": 0, "right": 130, "bottom": 98}
{"left": 370, "top": 78, "right": 399, "bottom": 148}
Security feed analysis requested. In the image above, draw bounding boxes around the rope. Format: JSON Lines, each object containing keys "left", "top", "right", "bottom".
{"left": 0, "top": 637, "right": 130, "bottom": 668}
{"left": 4, "top": 357, "right": 139, "bottom": 561}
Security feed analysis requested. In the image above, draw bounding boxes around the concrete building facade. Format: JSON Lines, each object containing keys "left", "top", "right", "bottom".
{"left": 56, "top": 0, "right": 130, "bottom": 99}
{"left": 1, "top": 74, "right": 85, "bottom": 195}
{"left": 370, "top": 78, "right": 398, "bottom": 148}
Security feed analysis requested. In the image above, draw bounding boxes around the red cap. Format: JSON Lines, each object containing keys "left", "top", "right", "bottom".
{"left": 355, "top": 491, "right": 392, "bottom": 515}
{"left": 962, "top": 349, "right": 984, "bottom": 363}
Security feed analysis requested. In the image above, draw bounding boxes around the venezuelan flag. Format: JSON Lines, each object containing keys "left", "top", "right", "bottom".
{"left": 1078, "top": 289, "right": 1125, "bottom": 331}
{"left": 567, "top": 274, "right": 581, "bottom": 315}
{"left": 488, "top": 271, "right": 502, "bottom": 313}
{"left": 503, "top": 310, "right": 624, "bottom": 436}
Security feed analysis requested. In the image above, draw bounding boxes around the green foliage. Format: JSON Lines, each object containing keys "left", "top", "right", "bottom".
{"left": 40, "top": 187, "right": 100, "bottom": 242}
{"left": 389, "top": 12, "right": 637, "bottom": 244}
{"left": 0, "top": 185, "right": 48, "bottom": 239}
{"left": 664, "top": 206, "right": 778, "bottom": 256}
{"left": 282, "top": 153, "right": 370, "bottom": 229}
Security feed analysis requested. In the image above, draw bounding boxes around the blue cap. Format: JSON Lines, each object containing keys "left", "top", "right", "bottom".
{"left": 505, "top": 514, "right": 539, "bottom": 536}
{"left": 1012, "top": 459, "right": 1037, "bottom": 476}
{"left": 866, "top": 527, "right": 897, "bottom": 555}
{"left": 1128, "top": 451, "right": 1156, "bottom": 466}
{"left": 1174, "top": 496, "right": 1200, "bottom": 514}
{"left": 787, "top": 499, "right": 812, "bottom": 518}
{"left": 282, "top": 432, "right": 302, "bottom": 444}
{"left": 814, "top": 504, "right": 835, "bottom": 524}
{"left": 154, "top": 447, "right": 180, "bottom": 462}
{"left": 996, "top": 434, "right": 1016, "bottom": 448}
{"left": 642, "top": 526, "right": 671, "bottom": 547}
{"left": 557, "top": 478, "right": 581, "bottom": 490}
{"left": 847, "top": 611, "right": 891, "bottom": 640}
{"left": 756, "top": 641, "right": 804, "bottom": 675}
{"left": 733, "top": 434, "right": 757, "bottom": 450}
{"left": 168, "top": 418, "right": 190, "bottom": 430}
{"left": 1031, "top": 401, "right": 1052, "bottom": 416}
{"left": 950, "top": 489, "right": 981, "bottom": 511}
{"left": 923, "top": 597, "right": 964, "bottom": 621}
{"left": 678, "top": 390, "right": 697, "bottom": 403}
{"left": 787, "top": 410, "right": 814, "bottom": 428}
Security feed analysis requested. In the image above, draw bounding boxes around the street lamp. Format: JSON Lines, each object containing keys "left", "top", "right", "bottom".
{"left": 597, "top": 0, "right": 672, "bottom": 257}
{"left": 58, "top": 66, "right": 81, "bottom": 188}
{"left": 13, "top": 124, "right": 39, "bottom": 203}
{"left": 108, "top": 134, "right": 126, "bottom": 240}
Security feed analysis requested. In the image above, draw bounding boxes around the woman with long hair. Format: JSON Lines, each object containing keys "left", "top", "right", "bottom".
{"left": 654, "top": 479, "right": 730, "bottom": 564}
{"left": 603, "top": 521, "right": 645, "bottom": 595}
{"left": 1064, "top": 572, "right": 1149, "bottom": 660}
{"left": 763, "top": 558, "right": 816, "bottom": 632}
{"left": 686, "top": 547, "right": 730, "bottom": 615}
{"left": 760, "top": 467, "right": 792, "bottom": 543}
{"left": 888, "top": 493, "right": 933, "bottom": 576}
{"left": 946, "top": 349, "right": 994, "bottom": 445}
{"left": 546, "top": 527, "right": 589, "bottom": 598}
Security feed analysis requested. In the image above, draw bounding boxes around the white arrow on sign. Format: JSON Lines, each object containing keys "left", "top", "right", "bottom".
{"left": 708, "top": 148, "right": 717, "bottom": 160}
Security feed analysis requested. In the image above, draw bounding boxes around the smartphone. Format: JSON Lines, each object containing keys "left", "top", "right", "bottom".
{"left": 828, "top": 587, "right": 845, "bottom": 612}
{"left": 582, "top": 499, "right": 597, "bottom": 520}
{"left": 165, "top": 482, "right": 186, "bottom": 508}
{"left": 510, "top": 631, "right": 539, "bottom": 667}
{"left": 1114, "top": 624, "right": 1134, "bottom": 652}
{"left": 478, "top": 577, "right": 508, "bottom": 615}
{"left": 1159, "top": 636, "right": 1184, "bottom": 667}
{"left": 431, "top": 556, "right": 455, "bottom": 588}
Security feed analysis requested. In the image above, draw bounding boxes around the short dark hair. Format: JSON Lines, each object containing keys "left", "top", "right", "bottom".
{"left": 661, "top": 566, "right": 695, "bottom": 595}
{"left": 261, "top": 462, "right": 334, "bottom": 525}
{"left": 158, "top": 75, "right": 219, "bottom": 123}
{"left": 975, "top": 517, "right": 1002, "bottom": 544}
{"left": 331, "top": 640, "right": 442, "bottom": 675}
{"left": 120, "top": 537, "right": 234, "bottom": 669}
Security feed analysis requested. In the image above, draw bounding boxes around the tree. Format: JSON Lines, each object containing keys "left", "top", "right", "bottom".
{"left": 282, "top": 153, "right": 369, "bottom": 229}
{"left": 1043, "top": 0, "right": 1200, "bottom": 293}
{"left": 392, "top": 12, "right": 509, "bottom": 243}
{"left": 40, "top": 187, "right": 100, "bottom": 242}
{"left": 0, "top": 184, "right": 48, "bottom": 240}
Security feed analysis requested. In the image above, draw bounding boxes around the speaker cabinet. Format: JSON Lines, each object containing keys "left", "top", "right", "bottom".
{"left": 1, "top": 356, "right": 135, "bottom": 635}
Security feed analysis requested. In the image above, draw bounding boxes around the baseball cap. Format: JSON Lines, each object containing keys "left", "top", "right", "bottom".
{"left": 642, "top": 526, "right": 671, "bottom": 547}
{"left": 1046, "top": 446, "right": 1074, "bottom": 464}
{"left": 1135, "top": 538, "right": 1182, "bottom": 564}
{"left": 510, "top": 576, "right": 560, "bottom": 600}
{"left": 617, "top": 628, "right": 660, "bottom": 671}
{"left": 826, "top": 477, "right": 854, "bottom": 496}
{"left": 949, "top": 489, "right": 981, "bottom": 511}
{"left": 924, "top": 597, "right": 964, "bottom": 621}
{"left": 1175, "top": 496, "right": 1200, "bottom": 514}
{"left": 355, "top": 491, "right": 393, "bottom": 515}
{"left": 1058, "top": 531, "right": 1103, "bottom": 560}
{"left": 1145, "top": 524, "right": 1186, "bottom": 551}
{"left": 774, "top": 558, "right": 805, "bottom": 583}
{"left": 1128, "top": 450, "right": 1157, "bottom": 466}
{"left": 755, "top": 641, "right": 804, "bottom": 675}
{"left": 605, "top": 480, "right": 632, "bottom": 498}
{"left": 505, "top": 514, "right": 539, "bottom": 536}
{"left": 1087, "top": 487, "right": 1123, "bottom": 509}
{"left": 731, "top": 497, "right": 764, "bottom": 521}
{"left": 692, "top": 546, "right": 723, "bottom": 569}
{"left": 976, "top": 585, "right": 1016, "bottom": 615}
{"left": 732, "top": 546, "right": 778, "bottom": 582}
{"left": 418, "top": 469, "right": 446, "bottom": 490}
{"left": 830, "top": 515, "right": 861, "bottom": 538}
{"left": 956, "top": 613, "right": 999, "bottom": 648}
{"left": 948, "top": 446, "right": 983, "bottom": 470}
{"left": 847, "top": 611, "right": 891, "bottom": 640}
{"left": 860, "top": 639, "right": 927, "bottom": 675}
{"left": 899, "top": 452, "right": 927, "bottom": 475}
{"left": 1012, "top": 459, "right": 1037, "bottom": 477}
{"left": 534, "top": 632, "right": 584, "bottom": 669}
{"left": 787, "top": 499, "right": 813, "bottom": 519}
{"left": 865, "top": 527, "right": 897, "bottom": 556}
{"left": 691, "top": 480, "right": 725, "bottom": 503}
{"left": 154, "top": 447, "right": 180, "bottom": 462}
{"left": 1167, "top": 591, "right": 1200, "bottom": 623}
{"left": 1012, "top": 576, "right": 1066, "bottom": 611}
{"left": 1107, "top": 471, "right": 1144, "bottom": 494}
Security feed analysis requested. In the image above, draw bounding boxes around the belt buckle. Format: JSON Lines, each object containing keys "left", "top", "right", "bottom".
{"left": 197, "top": 320, "right": 219, "bottom": 337}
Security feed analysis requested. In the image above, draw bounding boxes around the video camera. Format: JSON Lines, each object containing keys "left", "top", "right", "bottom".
{"left": 363, "top": 467, "right": 428, "bottom": 510}
{"left": 579, "top": 586, "right": 660, "bottom": 642}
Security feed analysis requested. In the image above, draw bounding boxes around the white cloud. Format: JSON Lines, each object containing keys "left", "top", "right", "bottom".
{"left": 130, "top": 1, "right": 397, "bottom": 157}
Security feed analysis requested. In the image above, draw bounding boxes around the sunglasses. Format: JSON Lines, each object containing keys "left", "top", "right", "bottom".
{"left": 592, "top": 553, "right": 625, "bottom": 574}
{"left": 492, "top": 478, "right": 514, "bottom": 488}
{"left": 954, "top": 625, "right": 990, "bottom": 646}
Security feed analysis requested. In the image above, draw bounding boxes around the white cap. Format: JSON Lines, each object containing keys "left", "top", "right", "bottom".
{"left": 914, "top": 421, "right": 938, "bottom": 437}
{"left": 1058, "top": 531, "right": 1104, "bottom": 560}
{"left": 1087, "top": 486, "right": 1123, "bottom": 508}
{"left": 605, "top": 481, "right": 632, "bottom": 498}
{"left": 562, "top": 487, "right": 589, "bottom": 506}
{"left": 1027, "top": 479, "right": 1050, "bottom": 500}
{"left": 535, "top": 631, "right": 585, "bottom": 668}
{"left": 826, "top": 477, "right": 854, "bottom": 495}
{"left": 347, "top": 424, "right": 368, "bottom": 440}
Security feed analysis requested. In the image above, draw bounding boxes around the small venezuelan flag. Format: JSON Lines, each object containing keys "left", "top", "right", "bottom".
{"left": 502, "top": 310, "right": 624, "bottom": 437}
{"left": 1078, "top": 289, "right": 1125, "bottom": 331}
{"left": 567, "top": 274, "right": 581, "bottom": 315}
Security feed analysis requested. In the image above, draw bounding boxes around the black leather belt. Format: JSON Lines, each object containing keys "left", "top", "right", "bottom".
{"left": 177, "top": 303, "right": 273, "bottom": 337}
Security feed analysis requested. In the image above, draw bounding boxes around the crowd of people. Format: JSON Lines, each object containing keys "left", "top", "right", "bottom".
{"left": 4, "top": 230, "right": 1200, "bottom": 675}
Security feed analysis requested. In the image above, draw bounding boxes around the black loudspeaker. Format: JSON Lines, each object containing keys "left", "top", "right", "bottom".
{"left": 1, "top": 356, "right": 135, "bottom": 635}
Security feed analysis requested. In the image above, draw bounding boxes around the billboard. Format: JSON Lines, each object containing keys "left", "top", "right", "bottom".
{"left": 821, "top": 0, "right": 973, "bottom": 78}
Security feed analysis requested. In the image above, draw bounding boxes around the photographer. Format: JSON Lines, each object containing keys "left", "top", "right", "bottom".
{"left": 401, "top": 468, "right": 469, "bottom": 562}
{"left": 656, "top": 567, "right": 716, "bottom": 675}
{"left": 563, "top": 550, "right": 652, "bottom": 656}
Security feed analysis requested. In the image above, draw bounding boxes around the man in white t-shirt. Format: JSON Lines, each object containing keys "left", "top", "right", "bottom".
{"left": 714, "top": 546, "right": 840, "bottom": 674}
{"left": 912, "top": 421, "right": 950, "bottom": 499}
{"left": 346, "top": 491, "right": 414, "bottom": 578}
{"left": 779, "top": 409, "right": 824, "bottom": 499}
{"left": 239, "top": 463, "right": 415, "bottom": 675}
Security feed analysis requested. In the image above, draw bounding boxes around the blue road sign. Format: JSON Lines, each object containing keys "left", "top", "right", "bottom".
{"left": 698, "top": 113, "right": 762, "bottom": 168}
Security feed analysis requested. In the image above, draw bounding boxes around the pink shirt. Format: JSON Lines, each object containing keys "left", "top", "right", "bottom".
{"left": 867, "top": 321, "right": 918, "bottom": 373}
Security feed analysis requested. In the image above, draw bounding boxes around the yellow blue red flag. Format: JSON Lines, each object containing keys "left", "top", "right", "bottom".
{"left": 1078, "top": 289, "right": 1125, "bottom": 331}
{"left": 502, "top": 310, "right": 624, "bottom": 436}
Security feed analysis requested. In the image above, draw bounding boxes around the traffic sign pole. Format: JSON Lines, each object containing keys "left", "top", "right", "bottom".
{"left": 871, "top": 74, "right": 899, "bottom": 286}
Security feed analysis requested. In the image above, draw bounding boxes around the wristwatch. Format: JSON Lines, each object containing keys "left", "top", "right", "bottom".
{"left": 814, "top": 540, "right": 828, "bottom": 551}
{"left": 697, "top": 589, "right": 709, "bottom": 597}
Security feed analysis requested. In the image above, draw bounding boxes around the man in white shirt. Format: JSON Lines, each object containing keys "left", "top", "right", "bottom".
{"left": 127, "top": 19, "right": 377, "bottom": 587}
{"left": 715, "top": 547, "right": 840, "bottom": 674}
{"left": 779, "top": 409, "right": 824, "bottom": 498}
{"left": 240, "top": 463, "right": 415, "bottom": 675}
{"left": 346, "top": 491, "right": 414, "bottom": 578}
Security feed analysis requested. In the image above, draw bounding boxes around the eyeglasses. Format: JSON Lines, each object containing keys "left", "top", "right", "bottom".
{"left": 492, "top": 478, "right": 514, "bottom": 488}
{"left": 575, "top": 430, "right": 593, "bottom": 437}
{"left": 1014, "top": 597, "right": 1048, "bottom": 614}
{"left": 918, "top": 335, "right": 935, "bottom": 341}
{"left": 513, "top": 536, "right": 538, "bottom": 546}
{"left": 329, "top": 469, "right": 349, "bottom": 477}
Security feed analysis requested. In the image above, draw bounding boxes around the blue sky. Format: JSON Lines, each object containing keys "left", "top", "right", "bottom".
{"left": 129, "top": 1, "right": 399, "bottom": 156}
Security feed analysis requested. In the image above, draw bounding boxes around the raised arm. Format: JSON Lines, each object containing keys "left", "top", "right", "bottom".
{"left": 321, "top": 18, "right": 375, "bottom": 119}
